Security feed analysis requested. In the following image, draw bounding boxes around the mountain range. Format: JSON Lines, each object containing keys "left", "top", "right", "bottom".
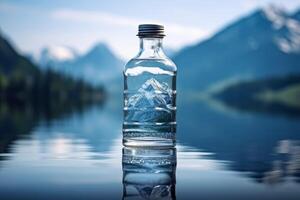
{"left": 0, "top": 30, "right": 104, "bottom": 114}
{"left": 173, "top": 5, "right": 300, "bottom": 91}
{"left": 29, "top": 5, "right": 300, "bottom": 97}
{"left": 33, "top": 5, "right": 300, "bottom": 95}
{"left": 36, "top": 43, "right": 124, "bottom": 86}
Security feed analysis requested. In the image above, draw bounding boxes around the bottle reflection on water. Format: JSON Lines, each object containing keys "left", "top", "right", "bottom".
{"left": 122, "top": 147, "right": 176, "bottom": 200}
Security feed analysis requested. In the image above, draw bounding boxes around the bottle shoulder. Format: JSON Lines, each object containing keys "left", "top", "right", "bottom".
{"left": 124, "top": 57, "right": 177, "bottom": 73}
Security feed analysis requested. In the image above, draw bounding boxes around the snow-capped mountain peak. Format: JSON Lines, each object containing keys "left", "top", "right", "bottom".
{"left": 48, "top": 46, "right": 77, "bottom": 61}
{"left": 259, "top": 5, "right": 300, "bottom": 54}
{"left": 140, "top": 78, "right": 170, "bottom": 94}
{"left": 262, "top": 4, "right": 287, "bottom": 29}
{"left": 38, "top": 45, "right": 78, "bottom": 67}
{"left": 275, "top": 18, "right": 300, "bottom": 53}
{"left": 125, "top": 78, "right": 173, "bottom": 122}
{"left": 173, "top": 5, "right": 300, "bottom": 91}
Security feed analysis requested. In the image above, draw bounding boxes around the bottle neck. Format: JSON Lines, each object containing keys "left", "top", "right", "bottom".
{"left": 137, "top": 38, "right": 166, "bottom": 58}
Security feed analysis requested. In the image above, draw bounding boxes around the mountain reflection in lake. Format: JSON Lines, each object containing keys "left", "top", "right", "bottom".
{"left": 0, "top": 96, "right": 300, "bottom": 200}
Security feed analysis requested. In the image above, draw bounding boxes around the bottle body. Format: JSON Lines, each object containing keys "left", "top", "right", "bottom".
{"left": 123, "top": 38, "right": 177, "bottom": 147}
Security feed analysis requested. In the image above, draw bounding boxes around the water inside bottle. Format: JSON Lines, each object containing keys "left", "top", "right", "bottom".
{"left": 123, "top": 59, "right": 176, "bottom": 147}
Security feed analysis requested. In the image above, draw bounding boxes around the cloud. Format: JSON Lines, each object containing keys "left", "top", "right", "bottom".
{"left": 51, "top": 8, "right": 209, "bottom": 39}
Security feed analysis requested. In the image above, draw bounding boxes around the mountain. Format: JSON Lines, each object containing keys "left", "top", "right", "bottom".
{"left": 71, "top": 43, "right": 124, "bottom": 84}
{"left": 173, "top": 5, "right": 300, "bottom": 91}
{"left": 163, "top": 47, "right": 177, "bottom": 57}
{"left": 38, "top": 45, "right": 78, "bottom": 70}
{"left": 0, "top": 31, "right": 39, "bottom": 78}
{"left": 37, "top": 42, "right": 124, "bottom": 86}
{"left": 0, "top": 30, "right": 105, "bottom": 110}
{"left": 125, "top": 78, "right": 173, "bottom": 122}
{"left": 292, "top": 9, "right": 300, "bottom": 20}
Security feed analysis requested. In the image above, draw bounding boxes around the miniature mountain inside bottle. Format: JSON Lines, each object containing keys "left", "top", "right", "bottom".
{"left": 123, "top": 24, "right": 177, "bottom": 147}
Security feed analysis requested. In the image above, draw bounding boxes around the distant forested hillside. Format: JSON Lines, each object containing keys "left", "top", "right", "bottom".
{"left": 0, "top": 31, "right": 105, "bottom": 116}
{"left": 214, "top": 75, "right": 300, "bottom": 117}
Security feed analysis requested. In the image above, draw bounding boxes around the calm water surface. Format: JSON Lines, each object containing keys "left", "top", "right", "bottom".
{"left": 0, "top": 95, "right": 299, "bottom": 200}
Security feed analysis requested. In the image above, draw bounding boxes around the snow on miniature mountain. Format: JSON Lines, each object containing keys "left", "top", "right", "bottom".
{"left": 128, "top": 78, "right": 172, "bottom": 109}
{"left": 126, "top": 78, "right": 173, "bottom": 122}
{"left": 139, "top": 78, "right": 171, "bottom": 95}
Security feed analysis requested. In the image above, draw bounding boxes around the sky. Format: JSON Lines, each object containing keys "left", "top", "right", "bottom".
{"left": 0, "top": 0, "right": 299, "bottom": 60}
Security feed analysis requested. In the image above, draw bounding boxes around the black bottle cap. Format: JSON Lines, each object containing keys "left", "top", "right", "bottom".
{"left": 137, "top": 24, "right": 165, "bottom": 38}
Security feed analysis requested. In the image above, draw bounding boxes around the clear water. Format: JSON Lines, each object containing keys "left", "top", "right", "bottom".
{"left": 123, "top": 60, "right": 176, "bottom": 147}
{"left": 1, "top": 97, "right": 300, "bottom": 199}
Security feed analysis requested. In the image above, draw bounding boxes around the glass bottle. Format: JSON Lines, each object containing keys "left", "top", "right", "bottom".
{"left": 123, "top": 24, "right": 177, "bottom": 147}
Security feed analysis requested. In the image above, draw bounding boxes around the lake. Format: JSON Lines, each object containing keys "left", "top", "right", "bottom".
{"left": 0, "top": 93, "right": 299, "bottom": 200}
